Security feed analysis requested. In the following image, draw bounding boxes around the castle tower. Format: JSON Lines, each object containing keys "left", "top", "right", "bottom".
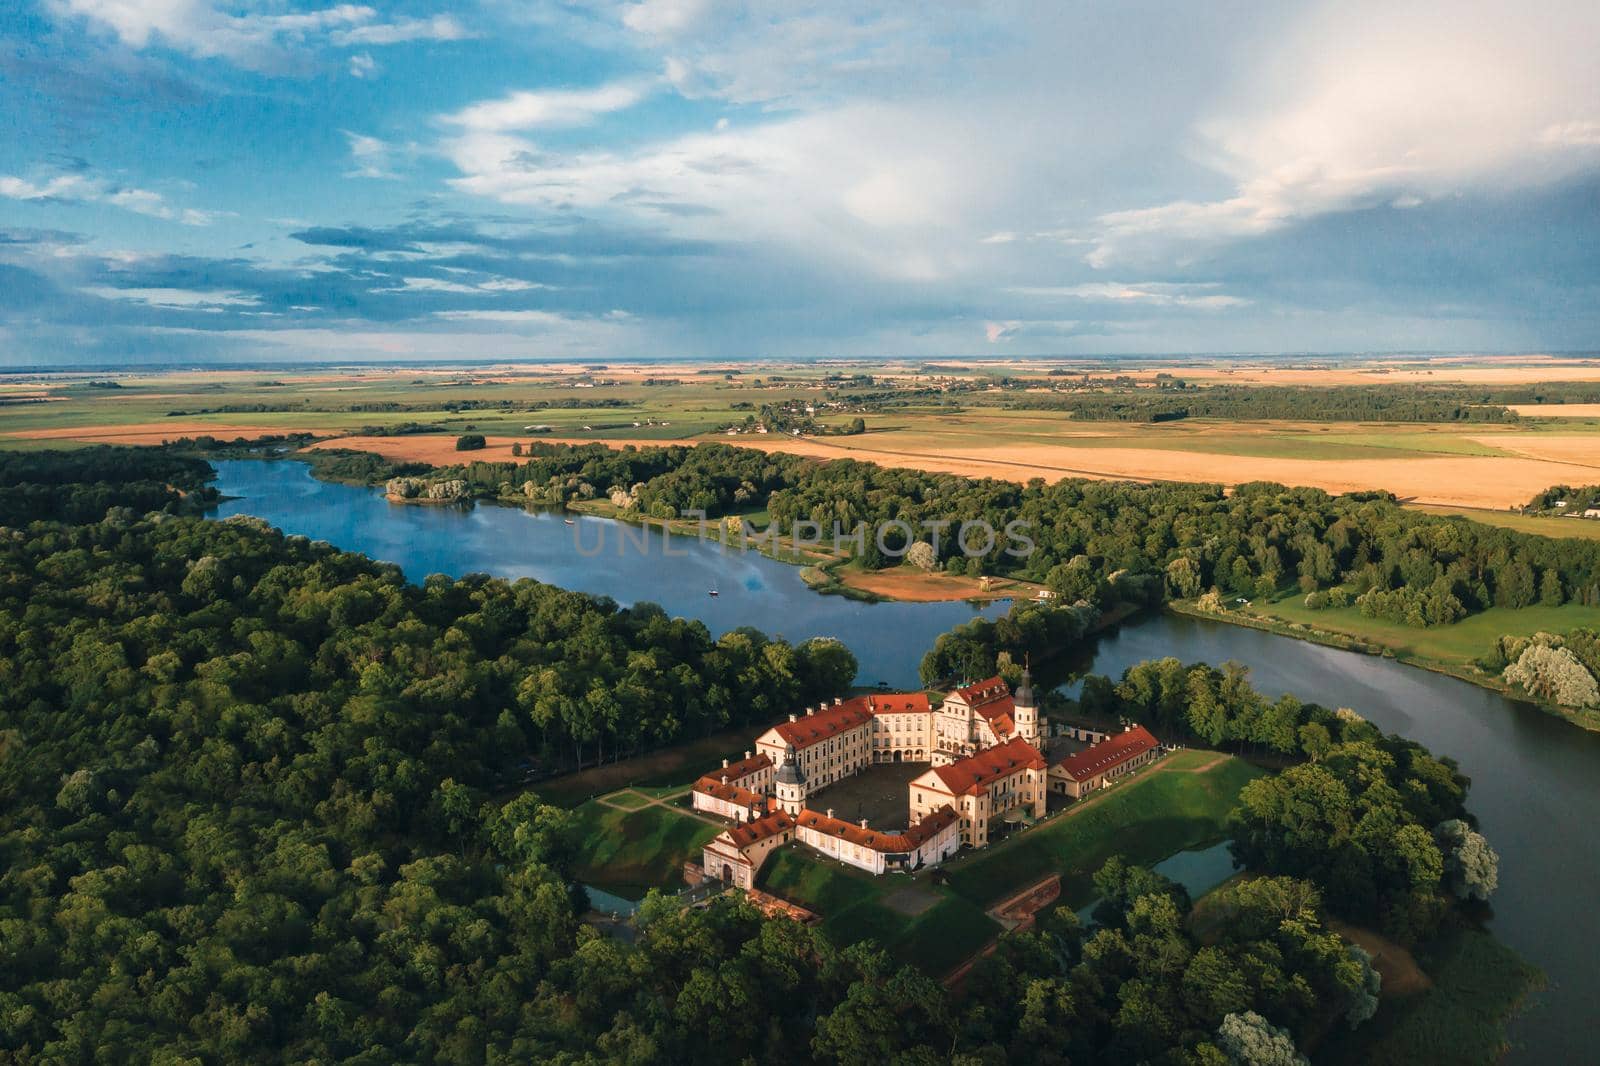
{"left": 1015, "top": 660, "right": 1040, "bottom": 743}
{"left": 775, "top": 742, "right": 807, "bottom": 816}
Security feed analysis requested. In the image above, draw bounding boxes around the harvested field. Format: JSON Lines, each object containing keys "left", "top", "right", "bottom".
{"left": 1506, "top": 404, "right": 1600, "bottom": 418}
{"left": 1466, "top": 433, "right": 1600, "bottom": 470}
{"left": 313, "top": 429, "right": 1599, "bottom": 509}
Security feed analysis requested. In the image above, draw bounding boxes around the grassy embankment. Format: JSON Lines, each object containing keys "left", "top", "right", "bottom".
{"left": 1175, "top": 596, "right": 1600, "bottom": 731}
{"left": 567, "top": 794, "right": 720, "bottom": 899}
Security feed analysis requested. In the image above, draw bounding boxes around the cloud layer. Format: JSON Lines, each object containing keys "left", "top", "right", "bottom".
{"left": 2, "top": 0, "right": 1598, "bottom": 363}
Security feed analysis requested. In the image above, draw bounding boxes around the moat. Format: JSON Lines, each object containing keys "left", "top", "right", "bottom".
{"left": 209, "top": 458, "right": 1600, "bottom": 1063}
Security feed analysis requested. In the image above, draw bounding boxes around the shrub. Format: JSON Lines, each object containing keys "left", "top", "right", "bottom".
{"left": 455, "top": 434, "right": 487, "bottom": 451}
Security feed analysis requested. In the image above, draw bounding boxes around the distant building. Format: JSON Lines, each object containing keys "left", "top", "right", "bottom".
{"left": 1049, "top": 725, "right": 1160, "bottom": 798}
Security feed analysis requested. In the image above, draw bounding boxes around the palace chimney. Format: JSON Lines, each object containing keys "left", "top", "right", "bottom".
{"left": 860, "top": 818, "right": 869, "bottom": 828}
{"left": 789, "top": 713, "right": 797, "bottom": 722}
{"left": 722, "top": 758, "right": 729, "bottom": 768}
{"left": 826, "top": 808, "right": 834, "bottom": 819}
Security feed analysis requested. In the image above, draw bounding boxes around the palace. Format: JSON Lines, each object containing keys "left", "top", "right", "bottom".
{"left": 696, "top": 668, "right": 1073, "bottom": 882}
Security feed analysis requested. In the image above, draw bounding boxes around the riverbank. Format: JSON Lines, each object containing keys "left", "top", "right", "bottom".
{"left": 1168, "top": 599, "right": 1600, "bottom": 733}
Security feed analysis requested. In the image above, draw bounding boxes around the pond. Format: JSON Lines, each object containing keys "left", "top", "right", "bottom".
{"left": 208, "top": 458, "right": 1590, "bottom": 1062}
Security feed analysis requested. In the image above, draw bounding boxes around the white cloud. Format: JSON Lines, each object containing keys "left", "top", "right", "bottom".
{"left": 330, "top": 15, "right": 469, "bottom": 46}
{"left": 347, "top": 51, "right": 376, "bottom": 78}
{"left": 376, "top": 276, "right": 550, "bottom": 295}
{"left": 341, "top": 131, "right": 398, "bottom": 179}
{"left": 83, "top": 286, "right": 260, "bottom": 310}
{"left": 1, "top": 171, "right": 217, "bottom": 224}
{"left": 50, "top": 0, "right": 470, "bottom": 68}
{"left": 1008, "top": 282, "right": 1249, "bottom": 309}
{"left": 441, "top": 83, "right": 645, "bottom": 132}
{"left": 1085, "top": 1, "right": 1600, "bottom": 268}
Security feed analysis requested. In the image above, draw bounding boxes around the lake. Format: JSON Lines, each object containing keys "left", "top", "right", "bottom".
{"left": 210, "top": 459, "right": 1008, "bottom": 687}
{"left": 210, "top": 458, "right": 1590, "bottom": 1062}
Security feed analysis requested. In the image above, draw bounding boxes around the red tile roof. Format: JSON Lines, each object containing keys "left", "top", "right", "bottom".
{"left": 796, "top": 804, "right": 960, "bottom": 853}
{"left": 1055, "top": 726, "right": 1159, "bottom": 782}
{"left": 771, "top": 697, "right": 875, "bottom": 749}
{"left": 868, "top": 692, "right": 932, "bottom": 715}
{"left": 926, "top": 737, "right": 1046, "bottom": 796}
{"left": 704, "top": 752, "right": 773, "bottom": 785}
{"left": 723, "top": 809, "right": 795, "bottom": 848}
{"left": 953, "top": 676, "right": 1010, "bottom": 707}
{"left": 693, "top": 778, "right": 769, "bottom": 811}
{"left": 951, "top": 677, "right": 1017, "bottom": 737}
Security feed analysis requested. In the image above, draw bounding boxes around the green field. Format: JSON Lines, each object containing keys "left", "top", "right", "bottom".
{"left": 1248, "top": 597, "right": 1600, "bottom": 669}
{"left": 1407, "top": 504, "right": 1600, "bottom": 542}
{"left": 568, "top": 800, "right": 719, "bottom": 898}
{"left": 759, "top": 848, "right": 1001, "bottom": 976}
{"left": 942, "top": 750, "right": 1265, "bottom": 908}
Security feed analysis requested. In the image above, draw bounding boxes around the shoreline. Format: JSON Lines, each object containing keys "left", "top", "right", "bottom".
{"left": 1167, "top": 600, "right": 1600, "bottom": 733}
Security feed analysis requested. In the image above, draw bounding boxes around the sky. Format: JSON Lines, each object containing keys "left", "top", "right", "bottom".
{"left": 1, "top": 0, "right": 1598, "bottom": 366}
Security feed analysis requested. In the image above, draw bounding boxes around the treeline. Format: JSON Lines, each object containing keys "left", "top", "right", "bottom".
{"left": 1527, "top": 483, "right": 1600, "bottom": 514}
{"left": 0, "top": 445, "right": 217, "bottom": 524}
{"left": 359, "top": 442, "right": 1600, "bottom": 626}
{"left": 1004, "top": 384, "right": 1519, "bottom": 422}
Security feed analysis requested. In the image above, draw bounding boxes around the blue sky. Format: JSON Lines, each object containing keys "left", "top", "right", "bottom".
{"left": 2, "top": 0, "right": 1598, "bottom": 365}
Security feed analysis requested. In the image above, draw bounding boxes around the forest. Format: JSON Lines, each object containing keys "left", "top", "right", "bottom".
{"left": 0, "top": 449, "right": 1509, "bottom": 1063}
{"left": 352, "top": 440, "right": 1600, "bottom": 627}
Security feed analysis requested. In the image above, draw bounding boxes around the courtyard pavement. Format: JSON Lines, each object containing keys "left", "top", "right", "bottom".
{"left": 806, "top": 760, "right": 929, "bottom": 830}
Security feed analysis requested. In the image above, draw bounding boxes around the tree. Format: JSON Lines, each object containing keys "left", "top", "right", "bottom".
{"left": 1215, "top": 1011, "right": 1307, "bottom": 1066}
{"left": 1503, "top": 643, "right": 1600, "bottom": 707}
{"left": 1344, "top": 945, "right": 1381, "bottom": 1028}
{"left": 1540, "top": 567, "right": 1565, "bottom": 606}
{"left": 511, "top": 441, "right": 523, "bottom": 457}
{"left": 456, "top": 433, "right": 487, "bottom": 451}
{"left": 1435, "top": 819, "right": 1500, "bottom": 901}
{"left": 905, "top": 540, "right": 938, "bottom": 571}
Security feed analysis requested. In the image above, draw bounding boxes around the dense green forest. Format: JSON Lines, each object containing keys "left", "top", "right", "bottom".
{"left": 361, "top": 441, "right": 1600, "bottom": 627}
{"left": 0, "top": 446, "right": 217, "bottom": 525}
{"left": 0, "top": 450, "right": 1510, "bottom": 1062}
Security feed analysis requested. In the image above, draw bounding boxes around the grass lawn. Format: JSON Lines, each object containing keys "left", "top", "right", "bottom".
{"left": 760, "top": 849, "right": 1001, "bottom": 976}
{"left": 942, "top": 750, "right": 1265, "bottom": 908}
{"left": 1406, "top": 504, "right": 1600, "bottom": 542}
{"left": 1317, "top": 928, "right": 1544, "bottom": 1066}
{"left": 598, "top": 789, "right": 653, "bottom": 810}
{"left": 568, "top": 800, "right": 719, "bottom": 898}
{"left": 1248, "top": 597, "right": 1600, "bottom": 668}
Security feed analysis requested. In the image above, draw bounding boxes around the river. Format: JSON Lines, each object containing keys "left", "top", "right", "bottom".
{"left": 210, "top": 459, "right": 1590, "bottom": 1062}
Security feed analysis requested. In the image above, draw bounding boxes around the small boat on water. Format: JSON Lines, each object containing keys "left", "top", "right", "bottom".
{"left": 564, "top": 518, "right": 575, "bottom": 525}
{"left": 708, "top": 582, "right": 719, "bottom": 597}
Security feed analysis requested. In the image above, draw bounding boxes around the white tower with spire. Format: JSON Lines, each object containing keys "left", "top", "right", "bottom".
{"left": 774, "top": 742, "right": 807, "bottom": 816}
{"left": 1014, "top": 660, "right": 1041, "bottom": 743}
